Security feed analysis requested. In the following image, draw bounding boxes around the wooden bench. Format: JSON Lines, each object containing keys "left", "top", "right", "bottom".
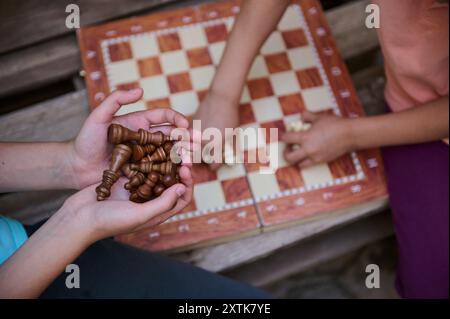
{"left": 0, "top": 0, "right": 392, "bottom": 286}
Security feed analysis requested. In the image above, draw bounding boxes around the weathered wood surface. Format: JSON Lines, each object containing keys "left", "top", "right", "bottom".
{"left": 0, "top": 0, "right": 180, "bottom": 54}
{"left": 0, "top": 0, "right": 378, "bottom": 99}
{"left": 224, "top": 210, "right": 393, "bottom": 285}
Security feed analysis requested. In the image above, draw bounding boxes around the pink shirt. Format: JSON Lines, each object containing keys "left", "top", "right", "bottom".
{"left": 373, "top": 0, "right": 449, "bottom": 111}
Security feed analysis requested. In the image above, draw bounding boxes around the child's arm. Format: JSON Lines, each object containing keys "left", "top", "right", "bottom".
{"left": 0, "top": 171, "right": 192, "bottom": 298}
{"left": 195, "top": 0, "right": 290, "bottom": 169}
{"left": 282, "top": 96, "right": 449, "bottom": 167}
{"left": 0, "top": 89, "right": 189, "bottom": 192}
{"left": 210, "top": 0, "right": 291, "bottom": 103}
{"left": 0, "top": 90, "right": 194, "bottom": 298}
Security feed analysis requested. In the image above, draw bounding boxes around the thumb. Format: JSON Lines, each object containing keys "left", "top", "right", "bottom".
{"left": 91, "top": 89, "right": 143, "bottom": 123}
{"left": 301, "top": 111, "right": 319, "bottom": 123}
{"left": 138, "top": 184, "right": 186, "bottom": 220}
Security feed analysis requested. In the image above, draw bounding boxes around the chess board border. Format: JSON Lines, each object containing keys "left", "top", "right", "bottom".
{"left": 78, "top": 0, "right": 388, "bottom": 251}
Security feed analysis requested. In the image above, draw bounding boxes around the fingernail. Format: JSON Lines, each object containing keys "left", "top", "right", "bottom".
{"left": 128, "top": 88, "right": 141, "bottom": 94}
{"left": 176, "top": 186, "right": 186, "bottom": 197}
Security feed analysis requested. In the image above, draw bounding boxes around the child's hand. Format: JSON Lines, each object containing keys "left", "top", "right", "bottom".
{"left": 194, "top": 91, "right": 240, "bottom": 170}
{"left": 282, "top": 111, "right": 355, "bottom": 168}
{"left": 68, "top": 89, "right": 189, "bottom": 189}
{"left": 60, "top": 165, "right": 193, "bottom": 243}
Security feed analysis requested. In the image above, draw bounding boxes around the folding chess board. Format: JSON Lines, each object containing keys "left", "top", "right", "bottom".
{"left": 78, "top": 0, "right": 388, "bottom": 252}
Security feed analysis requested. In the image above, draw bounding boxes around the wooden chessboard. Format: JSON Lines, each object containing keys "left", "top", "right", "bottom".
{"left": 78, "top": 0, "right": 388, "bottom": 252}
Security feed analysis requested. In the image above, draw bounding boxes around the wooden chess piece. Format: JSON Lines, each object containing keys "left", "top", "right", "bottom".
{"left": 108, "top": 124, "right": 171, "bottom": 146}
{"left": 153, "top": 184, "right": 166, "bottom": 197}
{"left": 129, "top": 172, "right": 160, "bottom": 202}
{"left": 163, "top": 141, "right": 174, "bottom": 156}
{"left": 141, "top": 147, "right": 167, "bottom": 163}
{"left": 96, "top": 144, "right": 132, "bottom": 201}
{"left": 132, "top": 144, "right": 156, "bottom": 162}
{"left": 125, "top": 172, "right": 146, "bottom": 191}
{"left": 129, "top": 161, "right": 175, "bottom": 175}
{"left": 161, "top": 174, "right": 178, "bottom": 188}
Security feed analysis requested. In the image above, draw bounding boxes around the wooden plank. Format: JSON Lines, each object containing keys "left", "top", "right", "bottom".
{"left": 224, "top": 210, "right": 393, "bottom": 286}
{"left": 0, "top": 0, "right": 378, "bottom": 99}
{"left": 0, "top": 90, "right": 89, "bottom": 142}
{"left": 175, "top": 199, "right": 388, "bottom": 272}
{"left": 0, "top": 0, "right": 180, "bottom": 54}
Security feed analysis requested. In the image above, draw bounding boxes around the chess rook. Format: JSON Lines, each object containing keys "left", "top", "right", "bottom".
{"left": 108, "top": 124, "right": 170, "bottom": 146}
{"left": 96, "top": 144, "right": 132, "bottom": 201}
{"left": 132, "top": 144, "right": 156, "bottom": 162}
{"left": 129, "top": 161, "right": 175, "bottom": 175}
{"left": 130, "top": 172, "right": 160, "bottom": 202}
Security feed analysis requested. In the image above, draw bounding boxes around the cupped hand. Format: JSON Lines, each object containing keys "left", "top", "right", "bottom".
{"left": 68, "top": 89, "right": 190, "bottom": 189}
{"left": 61, "top": 165, "right": 193, "bottom": 243}
{"left": 282, "top": 111, "right": 355, "bottom": 168}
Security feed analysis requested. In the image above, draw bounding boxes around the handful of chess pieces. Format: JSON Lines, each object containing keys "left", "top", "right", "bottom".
{"left": 95, "top": 124, "right": 181, "bottom": 203}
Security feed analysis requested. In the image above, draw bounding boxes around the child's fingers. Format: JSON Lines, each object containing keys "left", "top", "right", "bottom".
{"left": 92, "top": 89, "right": 143, "bottom": 123}
{"left": 285, "top": 147, "right": 308, "bottom": 164}
{"left": 281, "top": 131, "right": 305, "bottom": 144}
{"left": 299, "top": 158, "right": 315, "bottom": 169}
{"left": 141, "top": 109, "right": 189, "bottom": 129}
{"left": 137, "top": 184, "right": 186, "bottom": 222}
{"left": 301, "top": 111, "right": 319, "bottom": 123}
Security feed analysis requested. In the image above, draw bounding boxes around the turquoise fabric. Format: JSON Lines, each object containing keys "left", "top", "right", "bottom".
{"left": 0, "top": 216, "right": 28, "bottom": 265}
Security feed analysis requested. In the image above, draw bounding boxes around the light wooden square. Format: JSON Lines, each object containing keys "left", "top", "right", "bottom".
{"left": 301, "top": 163, "right": 334, "bottom": 187}
{"left": 240, "top": 86, "right": 251, "bottom": 104}
{"left": 302, "top": 87, "right": 334, "bottom": 112}
{"left": 190, "top": 65, "right": 216, "bottom": 91}
{"left": 248, "top": 56, "right": 269, "bottom": 80}
{"left": 130, "top": 34, "right": 159, "bottom": 58}
{"left": 251, "top": 97, "right": 283, "bottom": 123}
{"left": 160, "top": 50, "right": 189, "bottom": 75}
{"left": 248, "top": 172, "right": 281, "bottom": 199}
{"left": 217, "top": 163, "right": 246, "bottom": 181}
{"left": 169, "top": 91, "right": 199, "bottom": 115}
{"left": 108, "top": 60, "right": 139, "bottom": 87}
{"left": 194, "top": 181, "right": 226, "bottom": 211}
{"left": 278, "top": 6, "right": 303, "bottom": 31}
{"left": 208, "top": 42, "right": 226, "bottom": 65}
{"left": 270, "top": 71, "right": 300, "bottom": 96}
{"left": 140, "top": 75, "right": 169, "bottom": 100}
{"left": 179, "top": 27, "right": 208, "bottom": 50}
{"left": 261, "top": 32, "right": 286, "bottom": 55}
{"left": 287, "top": 47, "right": 316, "bottom": 71}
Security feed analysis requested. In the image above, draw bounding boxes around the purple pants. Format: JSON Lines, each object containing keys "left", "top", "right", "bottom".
{"left": 382, "top": 137, "right": 449, "bottom": 299}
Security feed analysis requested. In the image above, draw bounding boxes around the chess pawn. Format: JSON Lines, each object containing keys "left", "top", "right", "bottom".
{"left": 121, "top": 163, "right": 137, "bottom": 179}
{"left": 129, "top": 161, "right": 175, "bottom": 175}
{"left": 96, "top": 144, "right": 132, "bottom": 201}
{"left": 125, "top": 172, "right": 146, "bottom": 191}
{"left": 141, "top": 147, "right": 167, "bottom": 163}
{"left": 129, "top": 172, "right": 160, "bottom": 202}
{"left": 153, "top": 184, "right": 166, "bottom": 197}
{"left": 132, "top": 144, "right": 156, "bottom": 162}
{"left": 161, "top": 174, "right": 178, "bottom": 188}
{"left": 163, "top": 141, "right": 174, "bottom": 156}
{"left": 108, "top": 124, "right": 171, "bottom": 146}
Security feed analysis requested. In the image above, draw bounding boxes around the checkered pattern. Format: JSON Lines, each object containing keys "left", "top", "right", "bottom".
{"left": 101, "top": 5, "right": 364, "bottom": 218}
